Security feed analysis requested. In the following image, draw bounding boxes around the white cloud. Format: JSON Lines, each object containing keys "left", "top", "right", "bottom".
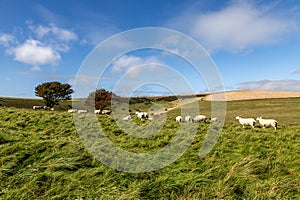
{"left": 0, "top": 33, "right": 15, "bottom": 47}
{"left": 27, "top": 22, "right": 78, "bottom": 52}
{"left": 9, "top": 39, "right": 61, "bottom": 66}
{"left": 34, "top": 24, "right": 78, "bottom": 41}
{"left": 111, "top": 55, "right": 162, "bottom": 76}
{"left": 168, "top": 1, "right": 298, "bottom": 52}
{"left": 238, "top": 79, "right": 300, "bottom": 92}
{"left": 31, "top": 66, "right": 42, "bottom": 72}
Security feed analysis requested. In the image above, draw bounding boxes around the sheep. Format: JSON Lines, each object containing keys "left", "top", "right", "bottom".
{"left": 235, "top": 116, "right": 256, "bottom": 128}
{"left": 185, "top": 116, "right": 192, "bottom": 123}
{"left": 33, "top": 105, "right": 43, "bottom": 109}
{"left": 175, "top": 116, "right": 182, "bottom": 122}
{"left": 193, "top": 115, "right": 207, "bottom": 122}
{"left": 210, "top": 117, "right": 218, "bottom": 122}
{"left": 136, "top": 112, "right": 144, "bottom": 119}
{"left": 123, "top": 115, "right": 132, "bottom": 120}
{"left": 94, "top": 110, "right": 101, "bottom": 114}
{"left": 136, "top": 111, "right": 148, "bottom": 120}
{"left": 68, "top": 109, "right": 77, "bottom": 113}
{"left": 78, "top": 110, "right": 88, "bottom": 113}
{"left": 102, "top": 110, "right": 111, "bottom": 114}
{"left": 256, "top": 116, "right": 278, "bottom": 130}
{"left": 43, "top": 106, "right": 51, "bottom": 109}
{"left": 50, "top": 108, "right": 55, "bottom": 111}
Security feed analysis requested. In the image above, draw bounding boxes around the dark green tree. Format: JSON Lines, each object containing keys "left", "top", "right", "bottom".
{"left": 35, "top": 81, "right": 74, "bottom": 108}
{"left": 85, "top": 89, "right": 113, "bottom": 111}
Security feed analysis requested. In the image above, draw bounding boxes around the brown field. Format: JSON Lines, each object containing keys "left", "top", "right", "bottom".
{"left": 204, "top": 90, "right": 300, "bottom": 101}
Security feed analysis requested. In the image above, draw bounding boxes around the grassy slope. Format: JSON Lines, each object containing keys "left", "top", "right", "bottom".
{"left": 0, "top": 98, "right": 300, "bottom": 199}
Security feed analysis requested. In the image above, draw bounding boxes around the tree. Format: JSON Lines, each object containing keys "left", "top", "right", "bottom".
{"left": 35, "top": 81, "right": 74, "bottom": 108}
{"left": 85, "top": 89, "right": 112, "bottom": 111}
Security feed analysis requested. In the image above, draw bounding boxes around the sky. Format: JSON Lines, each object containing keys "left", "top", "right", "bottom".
{"left": 0, "top": 0, "right": 300, "bottom": 98}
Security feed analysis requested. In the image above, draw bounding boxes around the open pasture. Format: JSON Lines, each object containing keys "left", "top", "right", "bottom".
{"left": 0, "top": 97, "right": 300, "bottom": 199}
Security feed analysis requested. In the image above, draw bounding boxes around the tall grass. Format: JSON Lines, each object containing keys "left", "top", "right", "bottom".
{"left": 0, "top": 98, "right": 300, "bottom": 199}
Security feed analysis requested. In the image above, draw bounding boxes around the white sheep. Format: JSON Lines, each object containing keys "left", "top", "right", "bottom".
{"left": 136, "top": 111, "right": 148, "bottom": 120}
{"left": 235, "top": 116, "right": 256, "bottom": 128}
{"left": 193, "top": 115, "right": 207, "bottom": 122}
{"left": 123, "top": 115, "right": 132, "bottom": 120}
{"left": 175, "top": 116, "right": 182, "bottom": 122}
{"left": 94, "top": 110, "right": 101, "bottom": 114}
{"left": 33, "top": 105, "right": 43, "bottom": 109}
{"left": 78, "top": 109, "right": 88, "bottom": 113}
{"left": 68, "top": 109, "right": 77, "bottom": 113}
{"left": 256, "top": 116, "right": 278, "bottom": 130}
{"left": 210, "top": 117, "right": 218, "bottom": 122}
{"left": 102, "top": 110, "right": 111, "bottom": 114}
{"left": 185, "top": 116, "right": 192, "bottom": 123}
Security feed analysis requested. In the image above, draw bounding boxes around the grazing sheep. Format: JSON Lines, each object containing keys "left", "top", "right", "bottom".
{"left": 33, "top": 106, "right": 43, "bottom": 109}
{"left": 102, "top": 110, "right": 111, "bottom": 114}
{"left": 185, "top": 116, "right": 192, "bottom": 123}
{"left": 78, "top": 109, "right": 88, "bottom": 113}
{"left": 94, "top": 110, "right": 101, "bottom": 114}
{"left": 123, "top": 115, "right": 132, "bottom": 120}
{"left": 136, "top": 112, "right": 148, "bottom": 120}
{"left": 210, "top": 117, "right": 218, "bottom": 122}
{"left": 50, "top": 108, "right": 55, "bottom": 111}
{"left": 193, "top": 115, "right": 207, "bottom": 122}
{"left": 235, "top": 116, "right": 256, "bottom": 128}
{"left": 175, "top": 116, "right": 182, "bottom": 122}
{"left": 256, "top": 116, "right": 278, "bottom": 130}
{"left": 68, "top": 109, "right": 77, "bottom": 113}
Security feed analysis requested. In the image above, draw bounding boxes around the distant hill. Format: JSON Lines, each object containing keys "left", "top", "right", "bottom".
{"left": 204, "top": 90, "right": 300, "bottom": 101}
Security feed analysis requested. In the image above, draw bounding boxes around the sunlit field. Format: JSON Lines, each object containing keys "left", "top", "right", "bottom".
{"left": 1, "top": 97, "right": 300, "bottom": 199}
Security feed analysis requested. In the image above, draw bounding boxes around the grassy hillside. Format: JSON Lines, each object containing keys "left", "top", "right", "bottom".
{"left": 0, "top": 97, "right": 72, "bottom": 111}
{"left": 1, "top": 98, "right": 300, "bottom": 199}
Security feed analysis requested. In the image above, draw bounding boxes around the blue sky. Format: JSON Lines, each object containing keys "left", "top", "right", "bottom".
{"left": 1, "top": 0, "right": 300, "bottom": 97}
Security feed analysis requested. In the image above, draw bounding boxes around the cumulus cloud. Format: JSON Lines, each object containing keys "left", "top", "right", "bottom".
{"left": 9, "top": 39, "right": 61, "bottom": 67}
{"left": 168, "top": 1, "right": 298, "bottom": 52}
{"left": 238, "top": 79, "right": 300, "bottom": 92}
{"left": 1, "top": 22, "right": 79, "bottom": 70}
{"left": 0, "top": 33, "right": 15, "bottom": 47}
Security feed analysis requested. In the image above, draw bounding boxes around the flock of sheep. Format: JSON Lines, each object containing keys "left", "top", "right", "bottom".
{"left": 236, "top": 116, "right": 278, "bottom": 130}
{"left": 32, "top": 105, "right": 54, "bottom": 111}
{"left": 175, "top": 115, "right": 217, "bottom": 123}
{"left": 45, "top": 107, "right": 277, "bottom": 130}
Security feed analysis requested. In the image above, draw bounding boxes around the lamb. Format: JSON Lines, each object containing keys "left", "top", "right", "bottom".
{"left": 256, "top": 116, "right": 278, "bottom": 130}
{"left": 235, "top": 116, "right": 256, "bottom": 128}
{"left": 175, "top": 116, "right": 182, "bottom": 122}
{"left": 193, "top": 115, "right": 207, "bottom": 122}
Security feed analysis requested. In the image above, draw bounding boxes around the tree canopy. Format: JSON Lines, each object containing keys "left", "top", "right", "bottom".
{"left": 35, "top": 81, "right": 74, "bottom": 108}
{"left": 85, "top": 89, "right": 113, "bottom": 111}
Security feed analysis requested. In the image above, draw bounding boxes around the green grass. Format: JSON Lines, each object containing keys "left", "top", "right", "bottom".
{"left": 0, "top": 97, "right": 72, "bottom": 111}
{"left": 0, "top": 98, "right": 300, "bottom": 199}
